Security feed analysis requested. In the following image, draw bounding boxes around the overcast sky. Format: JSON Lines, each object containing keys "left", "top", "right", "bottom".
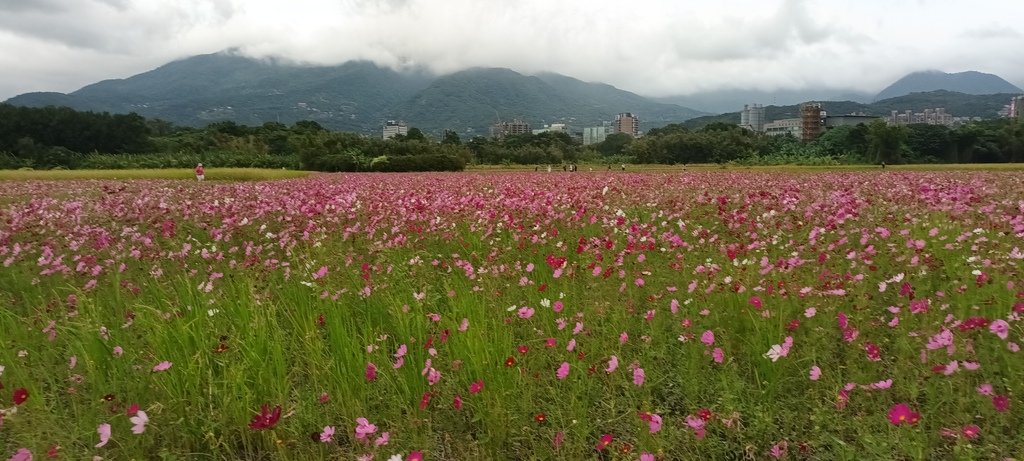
{"left": 1, "top": 0, "right": 1023, "bottom": 100}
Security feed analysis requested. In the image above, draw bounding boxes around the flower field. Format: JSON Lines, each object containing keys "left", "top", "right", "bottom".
{"left": 1, "top": 172, "right": 1022, "bottom": 460}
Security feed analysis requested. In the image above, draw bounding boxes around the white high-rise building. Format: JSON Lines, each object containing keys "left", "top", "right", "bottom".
{"left": 739, "top": 104, "right": 766, "bottom": 132}
{"left": 582, "top": 126, "right": 609, "bottom": 145}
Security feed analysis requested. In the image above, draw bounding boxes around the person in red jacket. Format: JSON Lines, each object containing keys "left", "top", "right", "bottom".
{"left": 195, "top": 163, "right": 205, "bottom": 181}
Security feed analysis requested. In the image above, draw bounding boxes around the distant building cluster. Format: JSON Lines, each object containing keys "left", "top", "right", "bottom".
{"left": 485, "top": 112, "right": 638, "bottom": 144}
{"left": 755, "top": 102, "right": 882, "bottom": 141}
{"left": 382, "top": 120, "right": 407, "bottom": 140}
{"left": 888, "top": 108, "right": 954, "bottom": 126}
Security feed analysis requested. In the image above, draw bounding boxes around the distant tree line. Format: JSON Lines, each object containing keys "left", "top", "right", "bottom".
{"left": 1, "top": 104, "right": 1022, "bottom": 170}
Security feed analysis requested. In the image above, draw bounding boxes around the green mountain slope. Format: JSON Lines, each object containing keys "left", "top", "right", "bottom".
{"left": 5, "top": 52, "right": 704, "bottom": 135}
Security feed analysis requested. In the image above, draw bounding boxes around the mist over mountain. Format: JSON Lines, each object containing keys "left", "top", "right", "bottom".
{"left": 4, "top": 52, "right": 704, "bottom": 134}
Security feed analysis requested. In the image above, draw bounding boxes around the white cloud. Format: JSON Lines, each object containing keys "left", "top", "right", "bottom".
{"left": 1, "top": 0, "right": 1022, "bottom": 100}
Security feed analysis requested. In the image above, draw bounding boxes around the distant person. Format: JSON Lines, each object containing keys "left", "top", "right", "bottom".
{"left": 195, "top": 163, "right": 205, "bottom": 181}
{"left": 547, "top": 165, "right": 552, "bottom": 173}
{"left": 881, "top": 161, "right": 886, "bottom": 169}
{"left": 621, "top": 164, "right": 626, "bottom": 172}
{"left": 607, "top": 165, "right": 612, "bottom": 171}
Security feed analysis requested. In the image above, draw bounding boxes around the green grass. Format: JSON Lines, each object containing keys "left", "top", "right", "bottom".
{"left": 0, "top": 168, "right": 310, "bottom": 181}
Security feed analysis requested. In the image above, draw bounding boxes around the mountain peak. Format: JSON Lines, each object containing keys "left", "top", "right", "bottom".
{"left": 875, "top": 70, "right": 1022, "bottom": 101}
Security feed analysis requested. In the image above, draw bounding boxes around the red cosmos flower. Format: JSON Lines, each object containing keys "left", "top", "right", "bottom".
{"left": 993, "top": 395, "right": 1010, "bottom": 412}
{"left": 785, "top": 319, "right": 801, "bottom": 332}
{"left": 534, "top": 413, "right": 547, "bottom": 423}
{"left": 13, "top": 388, "right": 29, "bottom": 405}
{"left": 248, "top": 404, "right": 282, "bottom": 430}
{"left": 126, "top": 403, "right": 140, "bottom": 416}
{"left": 698, "top": 407, "right": 713, "bottom": 421}
{"left": 504, "top": 356, "right": 516, "bottom": 367}
{"left": 419, "top": 392, "right": 432, "bottom": 410}
{"left": 469, "top": 380, "right": 484, "bottom": 394}
{"left": 47, "top": 445, "right": 59, "bottom": 458}
{"left": 864, "top": 342, "right": 881, "bottom": 362}
{"left": 407, "top": 451, "right": 424, "bottom": 461}
{"left": 595, "top": 433, "right": 613, "bottom": 451}
{"left": 517, "top": 345, "right": 529, "bottom": 355}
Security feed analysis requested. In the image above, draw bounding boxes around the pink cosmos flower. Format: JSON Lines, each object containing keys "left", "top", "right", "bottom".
{"left": 633, "top": 367, "right": 645, "bottom": 386}
{"left": 553, "top": 431, "right": 565, "bottom": 448}
{"left": 407, "top": 451, "right": 424, "bottom": 461}
{"left": 977, "top": 383, "right": 994, "bottom": 396}
{"left": 312, "top": 266, "right": 328, "bottom": 280}
{"left": 749, "top": 296, "right": 763, "bottom": 310}
{"left": 113, "top": 346, "right": 123, "bottom": 357}
{"left": 648, "top": 413, "right": 662, "bottom": 433}
{"left": 458, "top": 318, "right": 469, "bottom": 332}
{"left": 686, "top": 415, "right": 706, "bottom": 439}
{"left": 469, "top": 380, "right": 484, "bottom": 394}
{"left": 517, "top": 306, "right": 535, "bottom": 319}
{"left": 6, "top": 449, "right": 32, "bottom": 461}
{"left": 152, "top": 361, "right": 172, "bottom": 372}
{"left": 712, "top": 347, "right": 724, "bottom": 363}
{"left": 701, "top": 330, "right": 715, "bottom": 346}
{"left": 552, "top": 300, "right": 564, "bottom": 312}
{"left": 354, "top": 417, "right": 378, "bottom": 440}
{"left": 556, "top": 362, "right": 570, "bottom": 380}
{"left": 804, "top": 307, "right": 817, "bottom": 318}
{"left": 130, "top": 410, "right": 149, "bottom": 434}
{"left": 566, "top": 338, "right": 576, "bottom": 351}
{"left": 596, "top": 434, "right": 613, "bottom": 451}
{"left": 374, "top": 432, "right": 390, "bottom": 446}
{"left": 620, "top": 331, "right": 629, "bottom": 344}
{"left": 990, "top": 320, "right": 1009, "bottom": 340}
{"left": 809, "top": 366, "right": 821, "bottom": 381}
{"left": 365, "top": 362, "right": 378, "bottom": 382}
{"left": 605, "top": 355, "right": 619, "bottom": 373}
{"left": 962, "top": 424, "right": 980, "bottom": 439}
{"left": 96, "top": 423, "right": 111, "bottom": 448}
{"left": 545, "top": 337, "right": 557, "bottom": 348}
{"left": 319, "top": 426, "right": 335, "bottom": 443}
{"left": 639, "top": 453, "right": 654, "bottom": 461}
{"left": 453, "top": 394, "right": 463, "bottom": 410}
{"left": 69, "top": 356, "right": 77, "bottom": 369}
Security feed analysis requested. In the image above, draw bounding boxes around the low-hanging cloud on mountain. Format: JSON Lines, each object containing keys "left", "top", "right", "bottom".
{"left": 1, "top": 0, "right": 1022, "bottom": 100}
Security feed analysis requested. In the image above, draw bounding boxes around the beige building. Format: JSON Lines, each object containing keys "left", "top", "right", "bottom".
{"left": 382, "top": 120, "right": 408, "bottom": 140}
{"left": 490, "top": 119, "right": 531, "bottom": 138}
{"left": 764, "top": 118, "right": 802, "bottom": 138}
{"left": 614, "top": 112, "right": 639, "bottom": 137}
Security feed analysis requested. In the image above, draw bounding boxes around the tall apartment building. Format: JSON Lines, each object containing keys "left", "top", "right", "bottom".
{"left": 490, "top": 119, "right": 531, "bottom": 138}
{"left": 740, "top": 104, "right": 766, "bottom": 132}
{"left": 382, "top": 120, "right": 408, "bottom": 140}
{"left": 1011, "top": 96, "right": 1023, "bottom": 119}
{"left": 614, "top": 112, "right": 640, "bottom": 137}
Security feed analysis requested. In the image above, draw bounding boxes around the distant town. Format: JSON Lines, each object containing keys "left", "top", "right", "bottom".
{"left": 382, "top": 95, "right": 1024, "bottom": 143}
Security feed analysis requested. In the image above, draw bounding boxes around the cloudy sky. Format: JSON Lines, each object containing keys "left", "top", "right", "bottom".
{"left": 1, "top": 0, "right": 1023, "bottom": 100}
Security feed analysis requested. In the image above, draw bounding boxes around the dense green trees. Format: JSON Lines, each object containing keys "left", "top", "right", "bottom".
{"left": 2, "top": 103, "right": 1023, "bottom": 169}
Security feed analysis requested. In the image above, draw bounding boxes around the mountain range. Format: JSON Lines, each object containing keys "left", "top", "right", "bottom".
{"left": 4, "top": 52, "right": 1022, "bottom": 134}
{"left": 658, "top": 71, "right": 1021, "bottom": 114}
{"left": 3, "top": 52, "right": 704, "bottom": 134}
